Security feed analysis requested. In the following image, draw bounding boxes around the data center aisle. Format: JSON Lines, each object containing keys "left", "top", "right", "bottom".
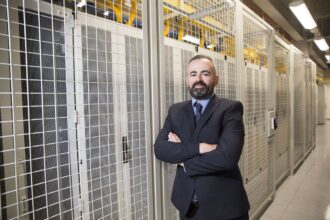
{"left": 260, "top": 121, "right": 330, "bottom": 220}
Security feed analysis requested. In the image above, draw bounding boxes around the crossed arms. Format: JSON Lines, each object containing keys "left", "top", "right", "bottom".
{"left": 168, "top": 132, "right": 216, "bottom": 154}
{"left": 154, "top": 101, "right": 245, "bottom": 176}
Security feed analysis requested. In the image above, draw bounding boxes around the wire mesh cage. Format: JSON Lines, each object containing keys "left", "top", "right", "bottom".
{"left": 0, "top": 0, "right": 150, "bottom": 219}
{"left": 161, "top": 1, "right": 238, "bottom": 219}
{"left": 293, "top": 50, "right": 306, "bottom": 167}
{"left": 242, "top": 7, "right": 274, "bottom": 215}
{"left": 274, "top": 40, "right": 290, "bottom": 184}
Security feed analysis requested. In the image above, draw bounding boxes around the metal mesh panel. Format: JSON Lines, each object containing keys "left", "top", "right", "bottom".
{"left": 125, "top": 36, "right": 149, "bottom": 220}
{"left": 242, "top": 11, "right": 273, "bottom": 214}
{"left": 76, "top": 8, "right": 149, "bottom": 220}
{"left": 274, "top": 42, "right": 289, "bottom": 183}
{"left": 213, "top": 57, "right": 238, "bottom": 100}
{"left": 161, "top": 2, "right": 238, "bottom": 218}
{"left": 227, "top": 60, "right": 238, "bottom": 99}
{"left": 1, "top": 0, "right": 150, "bottom": 219}
{"left": 80, "top": 24, "right": 119, "bottom": 219}
{"left": 181, "top": 49, "right": 194, "bottom": 101}
{"left": 0, "top": 1, "right": 76, "bottom": 219}
{"left": 163, "top": 0, "right": 235, "bottom": 55}
{"left": 305, "top": 62, "right": 311, "bottom": 152}
{"left": 165, "top": 46, "right": 174, "bottom": 109}
{"left": 311, "top": 62, "right": 316, "bottom": 145}
{"left": 304, "top": 60, "right": 313, "bottom": 153}
{"left": 293, "top": 52, "right": 305, "bottom": 166}
{"left": 163, "top": 43, "right": 187, "bottom": 220}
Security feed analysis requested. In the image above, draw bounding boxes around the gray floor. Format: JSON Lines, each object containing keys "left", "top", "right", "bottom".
{"left": 260, "top": 121, "right": 330, "bottom": 220}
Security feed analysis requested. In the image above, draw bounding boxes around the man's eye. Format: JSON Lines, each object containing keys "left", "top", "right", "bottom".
{"left": 203, "top": 72, "right": 210, "bottom": 76}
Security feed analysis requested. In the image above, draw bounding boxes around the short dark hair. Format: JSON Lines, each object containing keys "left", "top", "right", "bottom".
{"left": 188, "top": 54, "right": 217, "bottom": 75}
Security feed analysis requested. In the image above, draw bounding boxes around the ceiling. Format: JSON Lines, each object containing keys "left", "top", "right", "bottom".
{"left": 243, "top": 0, "right": 330, "bottom": 74}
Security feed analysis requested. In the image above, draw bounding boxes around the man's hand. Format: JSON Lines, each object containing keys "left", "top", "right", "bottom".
{"left": 199, "top": 143, "right": 217, "bottom": 154}
{"left": 168, "top": 132, "right": 181, "bottom": 143}
{"left": 168, "top": 132, "right": 185, "bottom": 168}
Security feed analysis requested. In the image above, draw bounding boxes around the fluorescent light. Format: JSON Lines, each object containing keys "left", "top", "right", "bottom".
{"left": 182, "top": 35, "right": 200, "bottom": 45}
{"left": 314, "top": 38, "right": 329, "bottom": 51}
{"left": 104, "top": 11, "right": 110, "bottom": 16}
{"left": 77, "top": 0, "right": 86, "bottom": 8}
{"left": 289, "top": 1, "right": 317, "bottom": 30}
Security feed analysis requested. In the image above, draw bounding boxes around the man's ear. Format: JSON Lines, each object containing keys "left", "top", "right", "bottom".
{"left": 214, "top": 75, "right": 219, "bottom": 86}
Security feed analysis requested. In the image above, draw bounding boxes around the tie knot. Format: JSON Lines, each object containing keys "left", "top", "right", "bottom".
{"left": 194, "top": 102, "right": 203, "bottom": 113}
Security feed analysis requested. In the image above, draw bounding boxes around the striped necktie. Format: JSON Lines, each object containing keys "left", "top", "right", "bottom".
{"left": 194, "top": 102, "right": 203, "bottom": 122}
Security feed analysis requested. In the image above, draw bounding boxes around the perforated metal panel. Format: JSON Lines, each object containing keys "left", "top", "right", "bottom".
{"left": 274, "top": 41, "right": 290, "bottom": 184}
{"left": 242, "top": 9, "right": 273, "bottom": 215}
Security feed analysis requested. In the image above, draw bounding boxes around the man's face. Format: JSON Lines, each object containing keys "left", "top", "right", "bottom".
{"left": 186, "top": 58, "right": 219, "bottom": 100}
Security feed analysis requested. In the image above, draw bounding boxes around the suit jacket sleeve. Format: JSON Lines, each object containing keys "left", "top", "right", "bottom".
{"left": 184, "top": 101, "right": 245, "bottom": 176}
{"left": 154, "top": 107, "right": 200, "bottom": 164}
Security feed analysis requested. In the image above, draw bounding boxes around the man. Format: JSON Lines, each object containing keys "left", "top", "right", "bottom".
{"left": 154, "top": 54, "right": 250, "bottom": 220}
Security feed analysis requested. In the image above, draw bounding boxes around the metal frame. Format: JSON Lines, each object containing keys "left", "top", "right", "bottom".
{"left": 142, "top": 0, "right": 162, "bottom": 219}
{"left": 290, "top": 46, "right": 306, "bottom": 173}
{"left": 0, "top": 0, "right": 320, "bottom": 219}
{"left": 274, "top": 35, "right": 290, "bottom": 188}
{"left": 2, "top": 1, "right": 79, "bottom": 219}
{"left": 74, "top": 10, "right": 149, "bottom": 219}
{"left": 241, "top": 2, "right": 275, "bottom": 219}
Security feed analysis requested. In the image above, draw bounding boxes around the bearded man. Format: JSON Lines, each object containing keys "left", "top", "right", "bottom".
{"left": 154, "top": 54, "right": 250, "bottom": 220}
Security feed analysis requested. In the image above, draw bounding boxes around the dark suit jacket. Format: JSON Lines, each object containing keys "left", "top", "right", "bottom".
{"left": 154, "top": 95, "right": 250, "bottom": 220}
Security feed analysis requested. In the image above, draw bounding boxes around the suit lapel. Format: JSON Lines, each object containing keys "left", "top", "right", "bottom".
{"left": 182, "top": 101, "right": 196, "bottom": 140}
{"left": 192, "top": 96, "right": 222, "bottom": 139}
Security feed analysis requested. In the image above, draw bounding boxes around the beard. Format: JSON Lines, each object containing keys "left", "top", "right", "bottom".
{"left": 188, "top": 81, "right": 214, "bottom": 100}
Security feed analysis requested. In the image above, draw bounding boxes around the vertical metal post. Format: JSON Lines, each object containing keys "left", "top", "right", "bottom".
{"left": 268, "top": 30, "right": 276, "bottom": 196}
{"left": 142, "top": 0, "right": 163, "bottom": 219}
{"left": 289, "top": 46, "right": 295, "bottom": 175}
{"left": 234, "top": 0, "right": 246, "bottom": 177}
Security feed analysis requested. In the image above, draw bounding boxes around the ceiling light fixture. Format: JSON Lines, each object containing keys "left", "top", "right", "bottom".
{"left": 182, "top": 35, "right": 200, "bottom": 45}
{"left": 289, "top": 1, "right": 317, "bottom": 30}
{"left": 314, "top": 38, "right": 330, "bottom": 51}
{"left": 77, "top": 0, "right": 86, "bottom": 8}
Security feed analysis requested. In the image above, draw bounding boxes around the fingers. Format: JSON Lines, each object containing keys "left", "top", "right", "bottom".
{"left": 168, "top": 132, "right": 181, "bottom": 143}
{"left": 200, "top": 143, "right": 217, "bottom": 154}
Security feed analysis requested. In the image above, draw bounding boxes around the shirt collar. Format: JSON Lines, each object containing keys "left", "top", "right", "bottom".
{"left": 191, "top": 97, "right": 210, "bottom": 114}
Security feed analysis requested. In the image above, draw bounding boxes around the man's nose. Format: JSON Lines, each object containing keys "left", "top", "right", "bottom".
{"left": 196, "top": 73, "right": 202, "bottom": 80}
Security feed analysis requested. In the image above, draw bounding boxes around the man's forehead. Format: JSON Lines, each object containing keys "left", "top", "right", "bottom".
{"left": 188, "top": 59, "right": 214, "bottom": 70}
{"left": 189, "top": 58, "right": 212, "bottom": 64}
